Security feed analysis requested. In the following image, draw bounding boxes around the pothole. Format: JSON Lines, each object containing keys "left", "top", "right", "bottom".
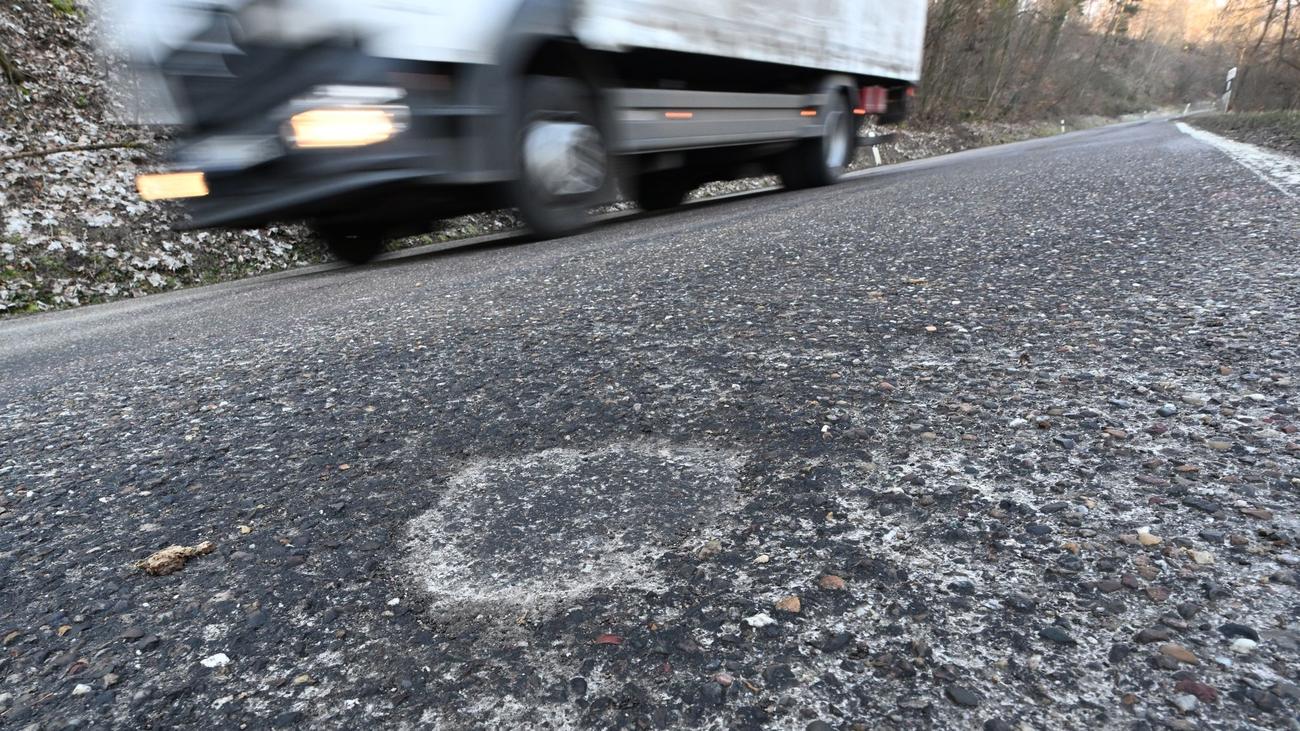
{"left": 407, "top": 440, "right": 743, "bottom": 613}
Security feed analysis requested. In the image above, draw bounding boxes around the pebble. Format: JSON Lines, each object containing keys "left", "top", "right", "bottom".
{"left": 762, "top": 664, "right": 795, "bottom": 689}
{"left": 696, "top": 676, "right": 728, "bottom": 707}
{"left": 1198, "top": 529, "right": 1224, "bottom": 544}
{"left": 774, "top": 596, "right": 802, "bottom": 613}
{"left": 1160, "top": 643, "right": 1199, "bottom": 665}
{"left": 818, "top": 574, "right": 846, "bottom": 591}
{"left": 201, "top": 653, "right": 231, "bottom": 669}
{"left": 1230, "top": 638, "right": 1257, "bottom": 654}
{"left": 72, "top": 684, "right": 92, "bottom": 696}
{"left": 1174, "top": 678, "right": 1219, "bottom": 703}
{"left": 1183, "top": 496, "right": 1220, "bottom": 514}
{"left": 944, "top": 684, "right": 981, "bottom": 708}
{"left": 745, "top": 613, "right": 776, "bottom": 628}
{"left": 1136, "top": 627, "right": 1171, "bottom": 644}
{"left": 1157, "top": 404, "right": 1179, "bottom": 417}
{"left": 1137, "top": 528, "right": 1162, "bottom": 546}
{"left": 697, "top": 540, "right": 723, "bottom": 560}
{"left": 1170, "top": 693, "right": 1198, "bottom": 713}
{"left": 1038, "top": 626, "right": 1076, "bottom": 645}
{"left": 1218, "top": 623, "right": 1257, "bottom": 641}
{"left": 1270, "top": 569, "right": 1297, "bottom": 586}
{"left": 1189, "top": 550, "right": 1214, "bottom": 565}
{"left": 1146, "top": 586, "right": 1171, "bottom": 603}
{"left": 1004, "top": 593, "right": 1036, "bottom": 612}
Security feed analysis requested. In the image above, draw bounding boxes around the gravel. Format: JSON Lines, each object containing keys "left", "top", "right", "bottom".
{"left": 0, "top": 118, "right": 1297, "bottom": 729}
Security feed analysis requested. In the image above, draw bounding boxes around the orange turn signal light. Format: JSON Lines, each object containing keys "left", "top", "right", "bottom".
{"left": 136, "top": 172, "right": 208, "bottom": 201}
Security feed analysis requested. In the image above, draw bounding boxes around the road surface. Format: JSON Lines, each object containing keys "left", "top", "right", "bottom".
{"left": 2, "top": 120, "right": 1298, "bottom": 730}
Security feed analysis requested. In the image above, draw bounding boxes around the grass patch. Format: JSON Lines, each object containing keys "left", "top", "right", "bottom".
{"left": 49, "top": 0, "right": 79, "bottom": 15}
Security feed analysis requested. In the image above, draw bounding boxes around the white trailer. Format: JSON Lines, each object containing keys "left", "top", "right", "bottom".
{"left": 111, "top": 0, "right": 928, "bottom": 262}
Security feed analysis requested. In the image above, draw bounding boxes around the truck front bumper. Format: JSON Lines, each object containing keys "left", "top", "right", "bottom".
{"left": 164, "top": 104, "right": 505, "bottom": 229}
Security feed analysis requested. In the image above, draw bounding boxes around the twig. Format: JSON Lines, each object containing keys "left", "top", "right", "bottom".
{"left": 0, "top": 140, "right": 150, "bottom": 162}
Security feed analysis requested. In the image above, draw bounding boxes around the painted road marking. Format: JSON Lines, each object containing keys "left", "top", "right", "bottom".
{"left": 1176, "top": 121, "right": 1299, "bottom": 199}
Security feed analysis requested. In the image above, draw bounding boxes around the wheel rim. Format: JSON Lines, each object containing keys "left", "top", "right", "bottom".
{"left": 824, "top": 106, "right": 850, "bottom": 170}
{"left": 522, "top": 119, "right": 607, "bottom": 199}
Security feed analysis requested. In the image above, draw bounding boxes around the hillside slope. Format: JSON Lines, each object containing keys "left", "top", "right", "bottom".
{"left": 0, "top": 0, "right": 316, "bottom": 315}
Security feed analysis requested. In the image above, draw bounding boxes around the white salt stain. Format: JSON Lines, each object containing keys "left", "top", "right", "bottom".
{"left": 1176, "top": 121, "right": 1300, "bottom": 199}
{"left": 406, "top": 441, "right": 743, "bottom": 613}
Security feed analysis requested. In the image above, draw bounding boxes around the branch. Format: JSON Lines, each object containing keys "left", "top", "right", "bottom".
{"left": 0, "top": 140, "right": 151, "bottom": 162}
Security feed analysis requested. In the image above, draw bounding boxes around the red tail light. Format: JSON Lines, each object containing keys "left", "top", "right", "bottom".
{"left": 859, "top": 86, "right": 888, "bottom": 114}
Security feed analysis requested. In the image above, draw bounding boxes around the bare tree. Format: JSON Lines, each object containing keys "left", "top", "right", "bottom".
{"left": 917, "top": 0, "right": 1237, "bottom": 121}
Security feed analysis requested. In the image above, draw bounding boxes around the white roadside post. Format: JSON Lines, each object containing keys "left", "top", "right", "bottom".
{"left": 868, "top": 132, "right": 882, "bottom": 165}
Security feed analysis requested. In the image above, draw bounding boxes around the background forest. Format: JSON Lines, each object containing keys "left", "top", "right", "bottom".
{"left": 918, "top": 0, "right": 1299, "bottom": 120}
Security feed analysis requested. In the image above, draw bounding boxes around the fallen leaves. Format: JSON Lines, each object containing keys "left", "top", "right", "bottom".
{"left": 136, "top": 541, "right": 216, "bottom": 576}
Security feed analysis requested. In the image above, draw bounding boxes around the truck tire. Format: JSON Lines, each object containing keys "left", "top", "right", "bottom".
{"left": 314, "top": 224, "right": 388, "bottom": 265}
{"left": 510, "top": 76, "right": 610, "bottom": 238}
{"left": 635, "top": 172, "right": 693, "bottom": 211}
{"left": 779, "top": 90, "right": 854, "bottom": 190}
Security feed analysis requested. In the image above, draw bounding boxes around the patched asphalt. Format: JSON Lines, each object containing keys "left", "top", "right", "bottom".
{"left": 2, "top": 120, "right": 1299, "bottom": 730}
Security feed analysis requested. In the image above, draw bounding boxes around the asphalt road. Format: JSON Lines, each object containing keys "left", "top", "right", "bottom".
{"left": 2, "top": 119, "right": 1298, "bottom": 730}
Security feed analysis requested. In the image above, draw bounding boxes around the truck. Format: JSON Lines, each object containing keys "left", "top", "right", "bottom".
{"left": 109, "top": 0, "right": 927, "bottom": 263}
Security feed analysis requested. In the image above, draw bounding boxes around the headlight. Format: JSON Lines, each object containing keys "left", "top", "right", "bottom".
{"left": 284, "top": 105, "right": 409, "bottom": 149}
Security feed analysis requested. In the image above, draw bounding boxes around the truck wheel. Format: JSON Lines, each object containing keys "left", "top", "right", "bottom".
{"left": 780, "top": 90, "right": 854, "bottom": 190}
{"left": 314, "top": 225, "right": 388, "bottom": 265}
{"left": 510, "top": 76, "right": 610, "bottom": 238}
{"left": 635, "top": 172, "right": 693, "bottom": 211}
